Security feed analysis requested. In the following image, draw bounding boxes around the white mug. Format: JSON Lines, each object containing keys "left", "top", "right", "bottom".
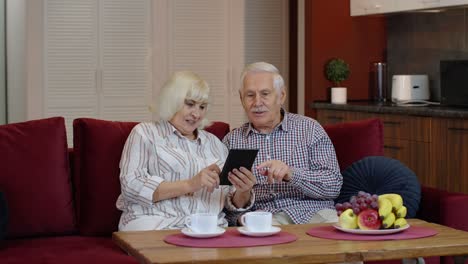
{"left": 185, "top": 213, "right": 218, "bottom": 233}
{"left": 240, "top": 211, "right": 272, "bottom": 232}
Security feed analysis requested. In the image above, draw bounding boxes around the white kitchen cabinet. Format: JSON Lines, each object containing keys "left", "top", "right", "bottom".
{"left": 393, "top": 0, "right": 468, "bottom": 12}
{"left": 392, "top": 0, "right": 437, "bottom": 12}
{"left": 437, "top": 0, "right": 468, "bottom": 8}
{"left": 351, "top": 0, "right": 468, "bottom": 16}
{"left": 350, "top": 0, "right": 397, "bottom": 16}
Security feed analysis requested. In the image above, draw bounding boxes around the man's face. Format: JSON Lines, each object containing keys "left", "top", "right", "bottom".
{"left": 240, "top": 72, "right": 286, "bottom": 133}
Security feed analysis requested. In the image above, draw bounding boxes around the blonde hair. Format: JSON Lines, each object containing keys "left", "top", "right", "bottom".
{"left": 240, "top": 62, "right": 285, "bottom": 95}
{"left": 158, "top": 71, "right": 210, "bottom": 128}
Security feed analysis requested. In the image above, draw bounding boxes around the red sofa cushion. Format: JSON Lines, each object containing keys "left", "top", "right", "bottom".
{"left": 72, "top": 118, "right": 230, "bottom": 236}
{"left": 0, "top": 117, "right": 75, "bottom": 238}
{"left": 0, "top": 236, "right": 137, "bottom": 264}
{"left": 73, "top": 118, "right": 138, "bottom": 236}
{"left": 205, "top": 121, "right": 230, "bottom": 140}
{"left": 418, "top": 186, "right": 468, "bottom": 232}
{"left": 323, "top": 118, "right": 384, "bottom": 171}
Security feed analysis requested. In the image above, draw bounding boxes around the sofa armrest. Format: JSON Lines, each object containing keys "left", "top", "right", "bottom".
{"left": 418, "top": 186, "right": 468, "bottom": 232}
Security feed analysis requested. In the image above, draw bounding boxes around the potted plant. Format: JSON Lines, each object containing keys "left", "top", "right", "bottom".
{"left": 325, "top": 58, "right": 350, "bottom": 104}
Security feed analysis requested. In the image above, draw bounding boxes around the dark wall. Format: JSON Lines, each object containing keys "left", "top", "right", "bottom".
{"left": 304, "top": 0, "right": 387, "bottom": 117}
{"left": 387, "top": 8, "right": 468, "bottom": 101}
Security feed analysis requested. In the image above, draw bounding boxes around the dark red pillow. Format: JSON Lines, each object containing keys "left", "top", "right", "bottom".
{"left": 0, "top": 117, "right": 75, "bottom": 238}
{"left": 73, "top": 118, "right": 138, "bottom": 236}
{"left": 204, "top": 121, "right": 230, "bottom": 140}
{"left": 323, "top": 118, "right": 384, "bottom": 171}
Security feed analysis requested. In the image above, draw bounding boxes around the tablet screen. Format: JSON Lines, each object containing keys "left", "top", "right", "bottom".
{"left": 219, "top": 149, "right": 259, "bottom": 185}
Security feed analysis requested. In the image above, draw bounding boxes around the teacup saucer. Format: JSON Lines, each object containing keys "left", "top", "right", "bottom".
{"left": 181, "top": 227, "right": 225, "bottom": 238}
{"left": 237, "top": 226, "right": 281, "bottom": 237}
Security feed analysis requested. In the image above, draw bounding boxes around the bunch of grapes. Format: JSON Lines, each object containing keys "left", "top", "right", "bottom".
{"left": 335, "top": 191, "right": 379, "bottom": 216}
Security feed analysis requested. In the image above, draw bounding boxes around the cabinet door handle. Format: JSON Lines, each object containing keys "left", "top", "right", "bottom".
{"left": 448, "top": 127, "right": 468, "bottom": 132}
{"left": 383, "top": 121, "right": 402, "bottom": 126}
{"left": 384, "top": 145, "right": 403, "bottom": 150}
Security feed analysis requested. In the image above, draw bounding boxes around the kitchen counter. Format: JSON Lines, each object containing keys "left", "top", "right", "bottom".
{"left": 313, "top": 100, "right": 468, "bottom": 195}
{"left": 310, "top": 101, "right": 468, "bottom": 119}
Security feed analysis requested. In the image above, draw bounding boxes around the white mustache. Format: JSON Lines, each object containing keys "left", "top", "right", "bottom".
{"left": 252, "top": 107, "right": 268, "bottom": 113}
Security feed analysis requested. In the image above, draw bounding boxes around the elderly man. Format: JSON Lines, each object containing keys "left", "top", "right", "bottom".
{"left": 223, "top": 62, "right": 343, "bottom": 226}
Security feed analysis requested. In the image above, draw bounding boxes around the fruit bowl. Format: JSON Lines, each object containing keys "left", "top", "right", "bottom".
{"left": 336, "top": 191, "right": 409, "bottom": 231}
{"left": 333, "top": 224, "right": 410, "bottom": 235}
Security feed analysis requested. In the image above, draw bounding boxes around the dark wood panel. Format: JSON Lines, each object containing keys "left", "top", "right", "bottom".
{"left": 445, "top": 119, "right": 468, "bottom": 193}
{"left": 316, "top": 109, "right": 468, "bottom": 194}
{"left": 348, "top": 111, "right": 374, "bottom": 121}
{"left": 380, "top": 114, "right": 431, "bottom": 142}
{"left": 383, "top": 138, "right": 410, "bottom": 163}
{"left": 408, "top": 141, "right": 432, "bottom": 188}
{"left": 431, "top": 118, "right": 448, "bottom": 191}
{"left": 316, "top": 109, "right": 349, "bottom": 124}
{"left": 383, "top": 138, "right": 430, "bottom": 187}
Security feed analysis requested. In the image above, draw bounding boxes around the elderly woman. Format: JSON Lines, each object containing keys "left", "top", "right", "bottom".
{"left": 116, "top": 71, "right": 256, "bottom": 231}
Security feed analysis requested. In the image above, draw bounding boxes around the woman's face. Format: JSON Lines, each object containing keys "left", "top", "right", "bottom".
{"left": 170, "top": 99, "right": 207, "bottom": 139}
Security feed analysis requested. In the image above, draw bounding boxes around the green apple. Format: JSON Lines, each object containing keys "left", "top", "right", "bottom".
{"left": 339, "top": 208, "right": 358, "bottom": 229}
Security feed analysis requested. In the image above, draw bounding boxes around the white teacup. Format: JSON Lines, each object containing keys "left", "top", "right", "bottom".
{"left": 240, "top": 211, "right": 272, "bottom": 232}
{"left": 185, "top": 213, "right": 218, "bottom": 234}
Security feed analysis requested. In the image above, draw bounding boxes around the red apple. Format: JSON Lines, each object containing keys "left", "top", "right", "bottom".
{"left": 357, "top": 209, "right": 382, "bottom": 230}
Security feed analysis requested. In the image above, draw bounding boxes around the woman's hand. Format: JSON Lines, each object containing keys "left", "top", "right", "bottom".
{"left": 190, "top": 163, "right": 221, "bottom": 193}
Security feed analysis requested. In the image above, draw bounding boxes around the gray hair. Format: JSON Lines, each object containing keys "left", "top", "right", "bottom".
{"left": 158, "top": 71, "right": 210, "bottom": 127}
{"left": 240, "top": 62, "right": 285, "bottom": 94}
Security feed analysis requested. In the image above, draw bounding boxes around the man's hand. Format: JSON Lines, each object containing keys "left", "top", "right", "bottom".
{"left": 228, "top": 167, "right": 256, "bottom": 192}
{"left": 229, "top": 167, "right": 256, "bottom": 208}
{"left": 257, "top": 160, "right": 292, "bottom": 183}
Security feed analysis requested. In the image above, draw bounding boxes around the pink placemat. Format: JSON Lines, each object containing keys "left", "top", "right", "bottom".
{"left": 164, "top": 229, "right": 297, "bottom": 248}
{"left": 307, "top": 225, "right": 438, "bottom": 241}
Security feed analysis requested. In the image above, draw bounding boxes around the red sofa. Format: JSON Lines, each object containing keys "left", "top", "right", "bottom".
{"left": 0, "top": 117, "right": 467, "bottom": 264}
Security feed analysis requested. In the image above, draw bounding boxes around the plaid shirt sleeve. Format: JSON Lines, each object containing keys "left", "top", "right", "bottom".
{"left": 288, "top": 123, "right": 342, "bottom": 199}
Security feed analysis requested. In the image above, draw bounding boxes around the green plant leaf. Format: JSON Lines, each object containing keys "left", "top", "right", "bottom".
{"left": 325, "top": 58, "right": 350, "bottom": 86}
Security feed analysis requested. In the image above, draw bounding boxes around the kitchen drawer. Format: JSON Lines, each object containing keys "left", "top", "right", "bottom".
{"left": 316, "top": 110, "right": 351, "bottom": 124}
{"left": 380, "top": 114, "right": 431, "bottom": 142}
{"left": 383, "top": 138, "right": 431, "bottom": 186}
{"left": 432, "top": 118, "right": 468, "bottom": 193}
{"left": 316, "top": 109, "right": 376, "bottom": 124}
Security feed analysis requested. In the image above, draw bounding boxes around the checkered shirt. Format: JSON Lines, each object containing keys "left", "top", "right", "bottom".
{"left": 222, "top": 111, "right": 342, "bottom": 224}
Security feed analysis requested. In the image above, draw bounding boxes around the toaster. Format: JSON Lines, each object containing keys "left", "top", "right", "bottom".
{"left": 391, "top": 75, "right": 430, "bottom": 103}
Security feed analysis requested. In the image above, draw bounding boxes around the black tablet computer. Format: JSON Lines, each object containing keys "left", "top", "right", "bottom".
{"left": 219, "top": 149, "right": 259, "bottom": 185}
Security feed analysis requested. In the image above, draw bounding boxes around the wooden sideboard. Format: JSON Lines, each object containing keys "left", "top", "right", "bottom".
{"left": 315, "top": 107, "right": 468, "bottom": 194}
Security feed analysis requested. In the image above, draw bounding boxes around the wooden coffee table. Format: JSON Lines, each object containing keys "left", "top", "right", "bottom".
{"left": 112, "top": 219, "right": 468, "bottom": 264}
